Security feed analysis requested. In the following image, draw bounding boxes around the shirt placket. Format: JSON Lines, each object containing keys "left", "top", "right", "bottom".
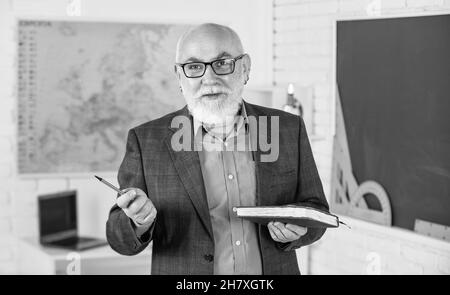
{"left": 221, "top": 149, "right": 246, "bottom": 274}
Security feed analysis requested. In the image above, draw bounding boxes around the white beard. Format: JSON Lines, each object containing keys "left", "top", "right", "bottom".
{"left": 187, "top": 95, "right": 243, "bottom": 125}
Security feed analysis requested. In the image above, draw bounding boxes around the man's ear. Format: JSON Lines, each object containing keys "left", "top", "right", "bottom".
{"left": 174, "top": 65, "right": 181, "bottom": 79}
{"left": 174, "top": 65, "right": 184, "bottom": 88}
{"left": 174, "top": 65, "right": 184, "bottom": 93}
{"left": 242, "top": 54, "right": 251, "bottom": 81}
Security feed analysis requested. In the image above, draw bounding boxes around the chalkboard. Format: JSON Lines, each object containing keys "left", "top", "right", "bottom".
{"left": 336, "top": 14, "right": 450, "bottom": 231}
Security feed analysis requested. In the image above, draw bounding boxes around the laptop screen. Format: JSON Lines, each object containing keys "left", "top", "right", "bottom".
{"left": 38, "top": 190, "right": 77, "bottom": 239}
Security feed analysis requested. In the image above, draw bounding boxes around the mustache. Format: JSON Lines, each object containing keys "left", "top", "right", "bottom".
{"left": 196, "top": 86, "right": 231, "bottom": 97}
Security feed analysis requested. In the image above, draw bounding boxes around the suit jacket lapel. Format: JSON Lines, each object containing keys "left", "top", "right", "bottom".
{"left": 164, "top": 107, "right": 214, "bottom": 240}
{"left": 244, "top": 101, "right": 273, "bottom": 206}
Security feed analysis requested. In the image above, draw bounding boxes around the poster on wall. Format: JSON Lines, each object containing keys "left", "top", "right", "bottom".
{"left": 17, "top": 20, "right": 190, "bottom": 174}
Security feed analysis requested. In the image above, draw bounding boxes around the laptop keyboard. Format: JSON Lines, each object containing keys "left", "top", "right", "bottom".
{"left": 51, "top": 236, "right": 98, "bottom": 246}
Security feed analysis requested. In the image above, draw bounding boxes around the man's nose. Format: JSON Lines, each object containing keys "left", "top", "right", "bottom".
{"left": 202, "top": 64, "right": 218, "bottom": 82}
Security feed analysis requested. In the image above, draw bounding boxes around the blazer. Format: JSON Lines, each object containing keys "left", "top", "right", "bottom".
{"left": 106, "top": 101, "right": 329, "bottom": 275}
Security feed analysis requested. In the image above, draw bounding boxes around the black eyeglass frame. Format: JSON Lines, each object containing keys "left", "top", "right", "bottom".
{"left": 175, "top": 53, "right": 247, "bottom": 78}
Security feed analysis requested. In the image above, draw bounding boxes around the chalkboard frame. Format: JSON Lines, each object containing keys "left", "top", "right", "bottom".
{"left": 331, "top": 11, "right": 450, "bottom": 240}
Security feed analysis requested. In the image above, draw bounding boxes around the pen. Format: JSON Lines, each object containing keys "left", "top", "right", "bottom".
{"left": 94, "top": 175, "right": 124, "bottom": 196}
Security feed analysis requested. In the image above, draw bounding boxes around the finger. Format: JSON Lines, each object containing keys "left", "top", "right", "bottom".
{"left": 130, "top": 187, "right": 146, "bottom": 197}
{"left": 269, "top": 222, "right": 287, "bottom": 242}
{"left": 272, "top": 222, "right": 289, "bottom": 240}
{"left": 274, "top": 222, "right": 299, "bottom": 241}
{"left": 127, "top": 196, "right": 147, "bottom": 214}
{"left": 116, "top": 190, "right": 137, "bottom": 208}
{"left": 147, "top": 205, "right": 157, "bottom": 220}
{"left": 120, "top": 187, "right": 147, "bottom": 197}
{"left": 281, "top": 228, "right": 299, "bottom": 241}
{"left": 285, "top": 224, "right": 308, "bottom": 236}
{"left": 134, "top": 199, "right": 154, "bottom": 219}
{"left": 267, "top": 223, "right": 282, "bottom": 242}
{"left": 128, "top": 188, "right": 149, "bottom": 207}
{"left": 139, "top": 205, "right": 157, "bottom": 224}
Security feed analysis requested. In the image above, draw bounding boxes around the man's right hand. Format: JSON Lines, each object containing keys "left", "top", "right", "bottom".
{"left": 117, "top": 188, "right": 157, "bottom": 228}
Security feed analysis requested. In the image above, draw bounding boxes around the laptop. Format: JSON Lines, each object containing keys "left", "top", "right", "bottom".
{"left": 38, "top": 190, "right": 108, "bottom": 251}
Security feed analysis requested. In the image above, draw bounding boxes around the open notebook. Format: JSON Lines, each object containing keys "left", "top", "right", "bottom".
{"left": 234, "top": 205, "right": 343, "bottom": 228}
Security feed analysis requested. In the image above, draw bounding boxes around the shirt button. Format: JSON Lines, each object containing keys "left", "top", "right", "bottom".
{"left": 235, "top": 240, "right": 241, "bottom": 246}
{"left": 228, "top": 174, "right": 234, "bottom": 180}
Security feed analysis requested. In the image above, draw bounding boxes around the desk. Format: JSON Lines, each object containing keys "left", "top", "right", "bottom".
{"left": 18, "top": 237, "right": 152, "bottom": 275}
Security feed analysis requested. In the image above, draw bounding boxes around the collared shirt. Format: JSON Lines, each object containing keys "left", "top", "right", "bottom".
{"left": 193, "top": 103, "right": 263, "bottom": 275}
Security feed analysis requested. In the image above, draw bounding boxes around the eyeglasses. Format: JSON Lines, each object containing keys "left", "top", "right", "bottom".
{"left": 175, "top": 53, "right": 246, "bottom": 78}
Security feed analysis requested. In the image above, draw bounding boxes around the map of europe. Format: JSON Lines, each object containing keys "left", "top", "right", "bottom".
{"left": 18, "top": 20, "right": 190, "bottom": 173}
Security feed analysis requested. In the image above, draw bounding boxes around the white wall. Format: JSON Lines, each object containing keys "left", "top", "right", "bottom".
{"left": 273, "top": 0, "right": 450, "bottom": 274}
{"left": 0, "top": 0, "right": 273, "bottom": 274}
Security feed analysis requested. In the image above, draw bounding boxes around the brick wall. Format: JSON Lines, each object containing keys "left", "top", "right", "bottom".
{"left": 274, "top": 0, "right": 450, "bottom": 274}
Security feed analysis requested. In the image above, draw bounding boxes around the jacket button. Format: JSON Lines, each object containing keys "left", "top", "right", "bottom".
{"left": 204, "top": 254, "right": 214, "bottom": 262}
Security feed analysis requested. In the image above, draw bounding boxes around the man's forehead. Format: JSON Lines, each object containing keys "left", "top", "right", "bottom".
{"left": 180, "top": 42, "right": 237, "bottom": 62}
{"left": 176, "top": 24, "right": 243, "bottom": 62}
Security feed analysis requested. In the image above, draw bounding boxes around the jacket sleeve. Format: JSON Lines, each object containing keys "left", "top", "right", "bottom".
{"left": 106, "top": 129, "right": 155, "bottom": 255}
{"left": 278, "top": 116, "right": 330, "bottom": 251}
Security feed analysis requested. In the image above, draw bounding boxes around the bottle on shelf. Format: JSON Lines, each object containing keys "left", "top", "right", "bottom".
{"left": 282, "top": 83, "right": 303, "bottom": 116}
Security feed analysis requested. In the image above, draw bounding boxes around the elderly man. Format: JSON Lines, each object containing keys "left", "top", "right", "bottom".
{"left": 106, "top": 23, "right": 329, "bottom": 275}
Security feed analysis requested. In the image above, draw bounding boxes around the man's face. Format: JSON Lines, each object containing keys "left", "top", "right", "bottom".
{"left": 175, "top": 28, "right": 250, "bottom": 123}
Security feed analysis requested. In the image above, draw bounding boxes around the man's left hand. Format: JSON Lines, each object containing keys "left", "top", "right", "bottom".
{"left": 268, "top": 222, "right": 308, "bottom": 243}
